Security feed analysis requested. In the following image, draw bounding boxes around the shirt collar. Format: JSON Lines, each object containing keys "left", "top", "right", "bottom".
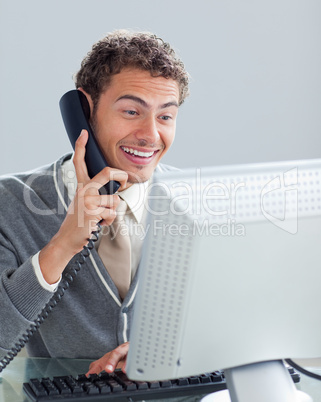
{"left": 118, "top": 180, "right": 149, "bottom": 223}
{"left": 61, "top": 156, "right": 77, "bottom": 201}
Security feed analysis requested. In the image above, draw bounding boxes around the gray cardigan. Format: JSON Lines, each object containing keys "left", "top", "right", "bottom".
{"left": 0, "top": 154, "right": 174, "bottom": 360}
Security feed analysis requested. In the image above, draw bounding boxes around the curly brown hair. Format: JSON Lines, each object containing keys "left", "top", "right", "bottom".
{"left": 74, "top": 29, "right": 190, "bottom": 109}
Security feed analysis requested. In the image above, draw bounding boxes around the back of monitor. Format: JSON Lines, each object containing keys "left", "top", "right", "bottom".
{"left": 127, "top": 159, "right": 321, "bottom": 381}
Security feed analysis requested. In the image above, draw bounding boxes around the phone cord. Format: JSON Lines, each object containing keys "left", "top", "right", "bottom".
{"left": 0, "top": 224, "right": 101, "bottom": 373}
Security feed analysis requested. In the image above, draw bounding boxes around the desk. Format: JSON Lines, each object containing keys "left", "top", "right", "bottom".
{"left": 1, "top": 357, "right": 321, "bottom": 401}
{"left": 0, "top": 357, "right": 93, "bottom": 402}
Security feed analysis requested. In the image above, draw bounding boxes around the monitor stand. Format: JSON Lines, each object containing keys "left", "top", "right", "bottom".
{"left": 201, "top": 360, "right": 312, "bottom": 402}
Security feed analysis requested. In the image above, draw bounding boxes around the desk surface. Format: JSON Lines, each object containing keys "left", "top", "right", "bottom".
{"left": 1, "top": 357, "right": 321, "bottom": 401}
{"left": 0, "top": 357, "right": 93, "bottom": 402}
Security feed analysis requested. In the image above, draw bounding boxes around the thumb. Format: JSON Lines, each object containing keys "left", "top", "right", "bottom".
{"left": 73, "top": 129, "right": 90, "bottom": 188}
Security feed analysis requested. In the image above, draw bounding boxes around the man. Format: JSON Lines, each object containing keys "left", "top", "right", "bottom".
{"left": 0, "top": 30, "right": 189, "bottom": 373}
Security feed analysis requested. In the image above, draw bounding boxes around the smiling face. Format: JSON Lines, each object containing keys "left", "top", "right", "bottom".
{"left": 88, "top": 68, "right": 180, "bottom": 186}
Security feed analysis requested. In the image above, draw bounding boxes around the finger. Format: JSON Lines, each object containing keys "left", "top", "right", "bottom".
{"left": 103, "top": 343, "right": 129, "bottom": 373}
{"left": 122, "top": 359, "right": 127, "bottom": 373}
{"left": 90, "top": 167, "right": 129, "bottom": 193}
{"left": 94, "top": 207, "right": 117, "bottom": 227}
{"left": 86, "top": 361, "right": 105, "bottom": 376}
{"left": 83, "top": 194, "right": 120, "bottom": 210}
{"left": 82, "top": 195, "right": 119, "bottom": 224}
{"left": 73, "top": 130, "right": 90, "bottom": 187}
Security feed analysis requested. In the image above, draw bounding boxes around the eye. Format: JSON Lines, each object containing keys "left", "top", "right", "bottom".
{"left": 125, "top": 110, "right": 138, "bottom": 116}
{"left": 160, "top": 115, "right": 172, "bottom": 121}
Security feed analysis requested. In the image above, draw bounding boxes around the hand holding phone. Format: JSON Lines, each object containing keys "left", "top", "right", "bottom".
{"left": 35, "top": 89, "right": 125, "bottom": 281}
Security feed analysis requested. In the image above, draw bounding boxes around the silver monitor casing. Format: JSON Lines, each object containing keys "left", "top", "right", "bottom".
{"left": 126, "top": 159, "right": 321, "bottom": 382}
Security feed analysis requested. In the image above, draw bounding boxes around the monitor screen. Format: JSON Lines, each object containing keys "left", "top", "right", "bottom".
{"left": 127, "top": 158, "right": 321, "bottom": 381}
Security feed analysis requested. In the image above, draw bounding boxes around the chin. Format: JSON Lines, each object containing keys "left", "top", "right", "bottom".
{"left": 127, "top": 174, "right": 149, "bottom": 185}
{"left": 127, "top": 167, "right": 153, "bottom": 184}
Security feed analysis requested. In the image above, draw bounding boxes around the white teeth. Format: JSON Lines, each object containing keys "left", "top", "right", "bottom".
{"left": 121, "top": 147, "right": 154, "bottom": 158}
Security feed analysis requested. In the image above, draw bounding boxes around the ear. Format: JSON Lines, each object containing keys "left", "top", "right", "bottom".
{"left": 77, "top": 87, "right": 94, "bottom": 117}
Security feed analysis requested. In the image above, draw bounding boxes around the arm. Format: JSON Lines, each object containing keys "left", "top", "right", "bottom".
{"left": 0, "top": 247, "right": 56, "bottom": 359}
{"left": 0, "top": 130, "right": 128, "bottom": 359}
{"left": 39, "top": 130, "right": 128, "bottom": 284}
{"left": 86, "top": 342, "right": 130, "bottom": 376}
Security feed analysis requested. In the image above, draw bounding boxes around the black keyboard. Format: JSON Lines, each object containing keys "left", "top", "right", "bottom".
{"left": 23, "top": 368, "right": 300, "bottom": 401}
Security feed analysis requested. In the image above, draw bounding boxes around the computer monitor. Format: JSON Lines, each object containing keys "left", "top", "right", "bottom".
{"left": 126, "top": 158, "right": 321, "bottom": 383}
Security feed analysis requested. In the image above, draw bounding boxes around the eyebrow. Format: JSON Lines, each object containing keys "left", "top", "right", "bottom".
{"left": 116, "top": 95, "right": 179, "bottom": 109}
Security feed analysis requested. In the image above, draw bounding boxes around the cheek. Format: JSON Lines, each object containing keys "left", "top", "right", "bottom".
{"left": 163, "top": 127, "right": 176, "bottom": 149}
{"left": 102, "top": 120, "right": 133, "bottom": 147}
{"left": 95, "top": 120, "right": 122, "bottom": 149}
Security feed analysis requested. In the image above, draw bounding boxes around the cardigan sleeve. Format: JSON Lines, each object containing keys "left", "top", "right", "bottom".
{"left": 0, "top": 233, "right": 55, "bottom": 360}
{"left": 32, "top": 252, "right": 61, "bottom": 292}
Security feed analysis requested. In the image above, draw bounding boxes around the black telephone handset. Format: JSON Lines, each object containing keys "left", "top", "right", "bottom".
{"left": 0, "top": 90, "right": 121, "bottom": 373}
{"left": 59, "top": 89, "right": 120, "bottom": 195}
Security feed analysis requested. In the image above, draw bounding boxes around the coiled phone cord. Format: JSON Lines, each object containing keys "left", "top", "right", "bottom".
{"left": 0, "top": 224, "right": 101, "bottom": 373}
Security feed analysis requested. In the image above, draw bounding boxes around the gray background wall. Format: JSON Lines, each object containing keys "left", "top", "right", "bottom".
{"left": 1, "top": 0, "right": 320, "bottom": 175}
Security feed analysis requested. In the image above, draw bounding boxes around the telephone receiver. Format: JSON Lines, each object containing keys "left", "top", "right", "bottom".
{"left": 59, "top": 89, "right": 120, "bottom": 195}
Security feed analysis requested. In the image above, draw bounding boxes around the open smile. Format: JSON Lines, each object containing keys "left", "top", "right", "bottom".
{"left": 121, "top": 146, "right": 157, "bottom": 158}
{"left": 120, "top": 146, "right": 160, "bottom": 164}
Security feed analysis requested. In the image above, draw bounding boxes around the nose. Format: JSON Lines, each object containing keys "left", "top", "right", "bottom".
{"left": 134, "top": 115, "right": 160, "bottom": 145}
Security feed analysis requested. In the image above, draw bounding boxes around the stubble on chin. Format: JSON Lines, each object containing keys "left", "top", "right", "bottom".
{"left": 126, "top": 166, "right": 154, "bottom": 185}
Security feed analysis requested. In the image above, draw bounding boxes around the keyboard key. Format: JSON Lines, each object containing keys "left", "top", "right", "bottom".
{"left": 177, "top": 378, "right": 189, "bottom": 386}
{"left": 53, "top": 377, "right": 72, "bottom": 394}
{"left": 149, "top": 381, "right": 161, "bottom": 389}
{"left": 200, "top": 374, "right": 211, "bottom": 384}
{"left": 189, "top": 376, "right": 200, "bottom": 384}
{"left": 76, "top": 374, "right": 88, "bottom": 382}
{"left": 41, "top": 378, "right": 59, "bottom": 395}
{"left": 160, "top": 380, "right": 172, "bottom": 388}
{"left": 98, "top": 372, "right": 111, "bottom": 381}
{"left": 88, "top": 373, "right": 100, "bottom": 381}
{"left": 114, "top": 371, "right": 137, "bottom": 391}
{"left": 64, "top": 376, "right": 83, "bottom": 394}
{"left": 29, "top": 378, "right": 48, "bottom": 397}
{"left": 211, "top": 372, "right": 224, "bottom": 382}
{"left": 86, "top": 385, "right": 100, "bottom": 395}
{"left": 95, "top": 381, "right": 111, "bottom": 394}
{"left": 106, "top": 379, "right": 123, "bottom": 392}
{"left": 136, "top": 381, "right": 149, "bottom": 390}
